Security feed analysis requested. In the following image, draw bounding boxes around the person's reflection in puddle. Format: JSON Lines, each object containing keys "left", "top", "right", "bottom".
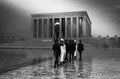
{"left": 76, "top": 60, "right": 85, "bottom": 78}
{"left": 54, "top": 66, "right": 66, "bottom": 79}
{"left": 74, "top": 59, "right": 92, "bottom": 79}
{"left": 74, "top": 60, "right": 79, "bottom": 74}
{"left": 53, "top": 58, "right": 92, "bottom": 79}
{"left": 54, "top": 68, "right": 59, "bottom": 78}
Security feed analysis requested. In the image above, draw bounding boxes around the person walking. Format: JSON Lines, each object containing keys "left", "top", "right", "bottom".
{"left": 74, "top": 40, "right": 78, "bottom": 59}
{"left": 59, "top": 39, "right": 66, "bottom": 65}
{"left": 77, "top": 40, "right": 84, "bottom": 61}
{"left": 52, "top": 40, "right": 60, "bottom": 68}
{"left": 69, "top": 40, "right": 72, "bottom": 61}
{"left": 71, "top": 40, "right": 76, "bottom": 60}
{"left": 68, "top": 40, "right": 75, "bottom": 60}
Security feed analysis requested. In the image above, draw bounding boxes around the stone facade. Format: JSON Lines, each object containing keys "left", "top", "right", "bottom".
{"left": 31, "top": 11, "right": 92, "bottom": 40}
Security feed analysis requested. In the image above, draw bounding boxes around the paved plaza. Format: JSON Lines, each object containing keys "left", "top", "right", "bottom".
{"left": 0, "top": 47, "right": 120, "bottom": 79}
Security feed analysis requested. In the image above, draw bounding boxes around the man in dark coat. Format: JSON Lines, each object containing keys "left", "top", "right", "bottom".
{"left": 52, "top": 40, "right": 60, "bottom": 68}
{"left": 68, "top": 40, "right": 72, "bottom": 61}
{"left": 77, "top": 40, "right": 84, "bottom": 61}
{"left": 69, "top": 40, "right": 75, "bottom": 60}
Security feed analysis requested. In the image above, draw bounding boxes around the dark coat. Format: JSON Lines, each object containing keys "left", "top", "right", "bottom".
{"left": 77, "top": 43, "right": 84, "bottom": 52}
{"left": 65, "top": 43, "right": 69, "bottom": 52}
{"left": 52, "top": 43, "right": 60, "bottom": 57}
{"left": 69, "top": 43, "right": 75, "bottom": 52}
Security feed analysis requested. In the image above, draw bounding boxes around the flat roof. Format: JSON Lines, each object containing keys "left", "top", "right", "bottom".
{"left": 31, "top": 11, "right": 92, "bottom": 25}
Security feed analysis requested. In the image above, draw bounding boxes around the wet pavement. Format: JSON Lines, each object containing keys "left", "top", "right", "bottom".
{"left": 0, "top": 48, "right": 120, "bottom": 79}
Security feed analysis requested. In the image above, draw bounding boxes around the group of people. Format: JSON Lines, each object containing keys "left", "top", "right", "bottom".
{"left": 52, "top": 39, "right": 84, "bottom": 68}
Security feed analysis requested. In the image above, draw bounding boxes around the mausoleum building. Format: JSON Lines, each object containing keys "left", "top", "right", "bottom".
{"left": 31, "top": 11, "right": 91, "bottom": 40}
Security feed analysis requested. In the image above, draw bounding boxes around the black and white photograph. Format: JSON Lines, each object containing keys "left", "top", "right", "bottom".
{"left": 0, "top": 0, "right": 120, "bottom": 79}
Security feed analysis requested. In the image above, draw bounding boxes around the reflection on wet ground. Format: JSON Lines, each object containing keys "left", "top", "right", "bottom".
{"left": 0, "top": 57, "right": 120, "bottom": 79}
{"left": 0, "top": 58, "right": 92, "bottom": 79}
{"left": 0, "top": 48, "right": 120, "bottom": 79}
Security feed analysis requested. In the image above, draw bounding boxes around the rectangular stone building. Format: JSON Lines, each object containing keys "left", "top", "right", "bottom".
{"left": 31, "top": 11, "right": 91, "bottom": 40}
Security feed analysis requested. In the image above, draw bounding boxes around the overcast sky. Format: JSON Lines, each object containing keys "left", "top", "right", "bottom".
{"left": 1, "top": 0, "right": 120, "bottom": 37}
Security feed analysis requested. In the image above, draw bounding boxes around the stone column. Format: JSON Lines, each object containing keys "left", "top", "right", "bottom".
{"left": 82, "top": 17, "right": 87, "bottom": 37}
{"left": 80, "top": 17, "right": 83, "bottom": 37}
{"left": 52, "top": 18, "right": 54, "bottom": 39}
{"left": 31, "top": 18, "right": 33, "bottom": 38}
{"left": 71, "top": 17, "right": 73, "bottom": 38}
{"left": 76, "top": 17, "right": 79, "bottom": 38}
{"left": 65, "top": 17, "right": 67, "bottom": 39}
{"left": 37, "top": 19, "right": 39, "bottom": 38}
{"left": 47, "top": 18, "right": 49, "bottom": 38}
{"left": 41, "top": 19, "right": 43, "bottom": 38}
{"left": 59, "top": 18, "right": 62, "bottom": 39}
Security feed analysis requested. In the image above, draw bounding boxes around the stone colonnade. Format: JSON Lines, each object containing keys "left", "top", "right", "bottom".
{"left": 32, "top": 11, "right": 91, "bottom": 39}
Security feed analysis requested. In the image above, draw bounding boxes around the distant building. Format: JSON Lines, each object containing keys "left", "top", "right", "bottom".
{"left": 31, "top": 11, "right": 92, "bottom": 40}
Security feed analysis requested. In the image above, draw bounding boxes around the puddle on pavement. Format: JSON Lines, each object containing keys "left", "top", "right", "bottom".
{"left": 0, "top": 57, "right": 120, "bottom": 79}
